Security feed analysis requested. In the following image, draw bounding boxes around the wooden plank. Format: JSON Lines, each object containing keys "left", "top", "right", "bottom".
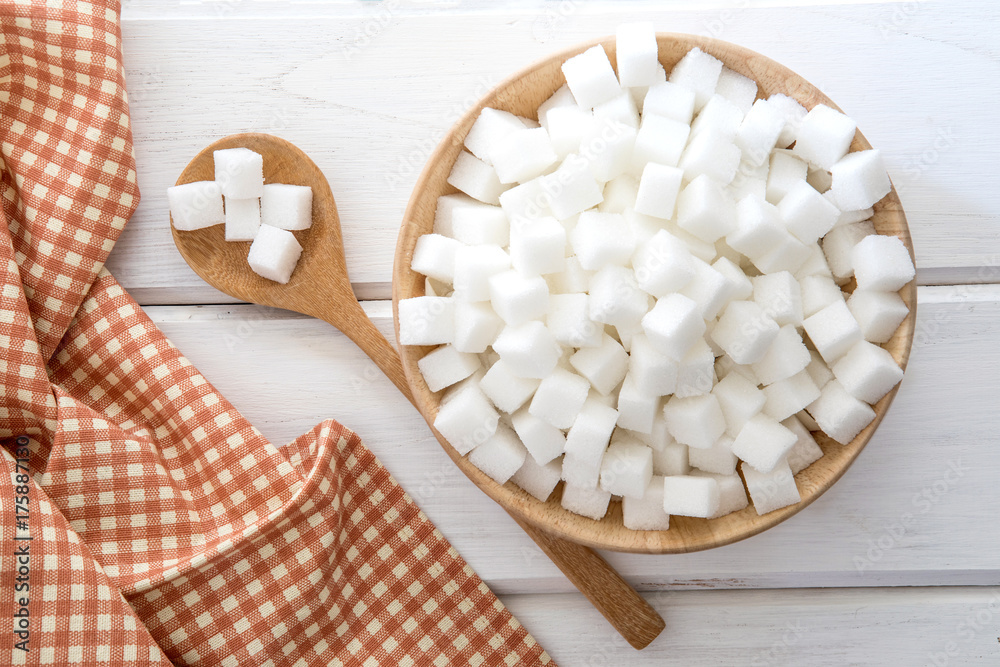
{"left": 142, "top": 285, "right": 1000, "bottom": 593}
{"left": 110, "top": 1, "right": 1000, "bottom": 304}
{"left": 502, "top": 586, "right": 1000, "bottom": 665}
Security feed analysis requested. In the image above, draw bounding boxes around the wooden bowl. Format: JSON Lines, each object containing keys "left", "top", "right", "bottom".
{"left": 392, "top": 34, "right": 916, "bottom": 554}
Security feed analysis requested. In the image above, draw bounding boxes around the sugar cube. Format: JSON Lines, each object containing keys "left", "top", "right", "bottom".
{"left": 830, "top": 149, "right": 891, "bottom": 211}
{"left": 616, "top": 374, "right": 660, "bottom": 433}
{"left": 632, "top": 229, "right": 696, "bottom": 298}
{"left": 451, "top": 203, "right": 509, "bottom": 247}
{"left": 752, "top": 231, "right": 811, "bottom": 275}
{"left": 561, "top": 483, "right": 612, "bottom": 520}
{"left": 634, "top": 162, "right": 684, "bottom": 219}
{"left": 629, "top": 333, "right": 679, "bottom": 397}
{"left": 792, "top": 104, "right": 857, "bottom": 170}
{"left": 214, "top": 147, "right": 264, "bottom": 199}
{"left": 571, "top": 211, "right": 635, "bottom": 270}
{"left": 246, "top": 223, "right": 303, "bottom": 284}
{"left": 794, "top": 244, "right": 835, "bottom": 281}
{"left": 488, "top": 269, "right": 549, "bottom": 326}
{"left": 468, "top": 423, "right": 527, "bottom": 485}
{"left": 677, "top": 174, "right": 737, "bottom": 243}
{"left": 168, "top": 181, "right": 224, "bottom": 230}
{"left": 465, "top": 108, "right": 526, "bottom": 164}
{"left": 511, "top": 456, "right": 563, "bottom": 502}
{"left": 679, "top": 129, "right": 742, "bottom": 185}
{"left": 727, "top": 195, "right": 786, "bottom": 261}
{"left": 804, "top": 349, "right": 834, "bottom": 390}
{"left": 782, "top": 416, "right": 824, "bottom": 474}
{"left": 832, "top": 340, "right": 904, "bottom": 404}
{"left": 599, "top": 175, "right": 640, "bottom": 214}
{"left": 766, "top": 150, "right": 808, "bottom": 204}
{"left": 763, "top": 370, "right": 821, "bottom": 422}
{"left": 663, "top": 394, "right": 726, "bottom": 450}
{"left": 594, "top": 93, "right": 641, "bottom": 131}
{"left": 546, "top": 293, "right": 602, "bottom": 348}
{"left": 662, "top": 475, "right": 721, "bottom": 518}
{"left": 802, "top": 299, "right": 862, "bottom": 363}
{"left": 714, "top": 67, "right": 758, "bottom": 114}
{"left": 711, "top": 300, "right": 780, "bottom": 364}
{"left": 563, "top": 399, "right": 619, "bottom": 488}
{"left": 398, "top": 296, "right": 455, "bottom": 346}
{"left": 632, "top": 113, "right": 691, "bottom": 169}
{"left": 712, "top": 371, "right": 766, "bottom": 438}
{"left": 588, "top": 266, "right": 651, "bottom": 331}
{"left": 492, "top": 321, "right": 561, "bottom": 379}
{"left": 418, "top": 345, "right": 480, "bottom": 393}
{"left": 807, "top": 380, "right": 875, "bottom": 445}
{"left": 529, "top": 367, "right": 591, "bottom": 429}
{"left": 800, "top": 275, "right": 844, "bottom": 319}
{"left": 562, "top": 45, "right": 621, "bottom": 109}
{"left": 224, "top": 197, "right": 261, "bottom": 241}
{"left": 433, "top": 193, "right": 480, "bottom": 237}
{"left": 453, "top": 244, "right": 510, "bottom": 301}
{"left": 753, "top": 271, "right": 803, "bottom": 326}
{"left": 652, "top": 439, "right": 690, "bottom": 476}
{"left": 545, "top": 105, "right": 595, "bottom": 159}
{"left": 569, "top": 333, "right": 629, "bottom": 395}
{"left": 768, "top": 94, "right": 808, "bottom": 149}
{"left": 615, "top": 22, "right": 659, "bottom": 87}
{"left": 584, "top": 120, "right": 639, "bottom": 183}
{"left": 851, "top": 234, "right": 916, "bottom": 292}
{"left": 823, "top": 220, "right": 876, "bottom": 284}
{"left": 511, "top": 408, "right": 565, "bottom": 465}
{"left": 674, "top": 338, "right": 716, "bottom": 398}
{"left": 481, "top": 360, "right": 539, "bottom": 413}
{"left": 668, "top": 47, "right": 723, "bottom": 110}
{"left": 731, "top": 414, "right": 797, "bottom": 473}
{"left": 259, "top": 183, "right": 313, "bottom": 232}
{"left": 453, "top": 301, "right": 504, "bottom": 353}
{"left": 490, "top": 127, "right": 559, "bottom": 184}
{"left": 689, "top": 470, "right": 750, "bottom": 518}
{"left": 411, "top": 233, "right": 462, "bottom": 283}
{"left": 752, "top": 325, "right": 811, "bottom": 386}
{"left": 547, "top": 256, "right": 594, "bottom": 294}
{"left": 538, "top": 85, "right": 577, "bottom": 125}
{"left": 736, "top": 99, "right": 785, "bottom": 166}
{"left": 778, "top": 180, "right": 839, "bottom": 245}
{"left": 689, "top": 434, "right": 738, "bottom": 475}
{"left": 543, "top": 155, "right": 605, "bottom": 219}
{"left": 680, "top": 258, "right": 730, "bottom": 320}
{"left": 712, "top": 256, "right": 753, "bottom": 304}
{"left": 742, "top": 460, "right": 800, "bottom": 515}
{"left": 622, "top": 476, "right": 671, "bottom": 530}
{"left": 642, "top": 81, "right": 697, "bottom": 124}
{"left": 600, "top": 437, "right": 654, "bottom": 498}
{"left": 434, "top": 382, "right": 499, "bottom": 455}
{"left": 690, "top": 95, "right": 743, "bottom": 140}
{"left": 847, "top": 289, "right": 909, "bottom": 343}
{"left": 447, "top": 151, "right": 507, "bottom": 205}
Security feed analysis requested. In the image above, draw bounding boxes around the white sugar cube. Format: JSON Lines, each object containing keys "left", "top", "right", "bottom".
{"left": 632, "top": 229, "right": 696, "bottom": 297}
{"left": 260, "top": 184, "right": 312, "bottom": 231}
{"left": 433, "top": 193, "right": 480, "bottom": 237}
{"left": 822, "top": 220, "right": 876, "bottom": 284}
{"left": 714, "top": 354, "right": 760, "bottom": 385}
{"left": 753, "top": 231, "right": 811, "bottom": 275}
{"left": 727, "top": 195, "right": 786, "bottom": 261}
{"left": 778, "top": 180, "right": 839, "bottom": 245}
{"left": 732, "top": 414, "right": 798, "bottom": 473}
{"left": 451, "top": 203, "right": 509, "bottom": 247}
{"left": 736, "top": 99, "right": 784, "bottom": 166}
{"left": 547, "top": 293, "right": 602, "bottom": 348}
{"left": 689, "top": 434, "right": 737, "bottom": 475}
{"left": 677, "top": 174, "right": 737, "bottom": 243}
{"left": 453, "top": 301, "right": 504, "bottom": 353}
{"left": 794, "top": 244, "right": 835, "bottom": 281}
{"left": 765, "top": 150, "right": 808, "bottom": 204}
{"left": 594, "top": 93, "right": 640, "bottom": 131}
{"left": 588, "top": 265, "right": 651, "bottom": 331}
{"left": 652, "top": 440, "right": 690, "bottom": 476}
{"left": 561, "top": 483, "right": 612, "bottom": 520}
{"left": 490, "top": 127, "right": 559, "bottom": 184}
{"left": 224, "top": 197, "right": 261, "bottom": 241}
{"left": 599, "top": 175, "right": 640, "bottom": 214}
{"left": 569, "top": 333, "right": 629, "bottom": 395}
{"left": 690, "top": 95, "right": 743, "bottom": 140}
{"left": 782, "top": 416, "right": 824, "bottom": 474}
{"left": 742, "top": 460, "right": 800, "bottom": 515}
{"left": 680, "top": 258, "right": 730, "bottom": 320}
{"left": 830, "top": 149, "right": 891, "bottom": 210}
{"left": 729, "top": 158, "right": 769, "bottom": 202}
{"left": 804, "top": 349, "right": 834, "bottom": 390}
{"left": 538, "top": 85, "right": 577, "bottom": 126}
{"left": 664, "top": 394, "right": 726, "bottom": 450}
{"left": 571, "top": 211, "right": 634, "bottom": 270}
{"left": 800, "top": 275, "right": 844, "bottom": 319}
{"left": 511, "top": 456, "right": 563, "bottom": 502}
{"left": 563, "top": 398, "right": 619, "bottom": 488}
{"left": 802, "top": 299, "right": 862, "bottom": 363}
{"left": 634, "top": 162, "right": 684, "bottom": 219}
{"left": 468, "top": 423, "right": 527, "bottom": 485}
{"left": 832, "top": 340, "right": 904, "bottom": 404}
{"left": 753, "top": 271, "right": 803, "bottom": 326}
{"left": 836, "top": 205, "right": 875, "bottom": 226}
{"left": 807, "top": 379, "right": 875, "bottom": 445}
{"left": 629, "top": 334, "right": 679, "bottom": 397}
{"left": 488, "top": 269, "right": 549, "bottom": 326}
{"left": 499, "top": 178, "right": 551, "bottom": 221}
{"left": 453, "top": 244, "right": 510, "bottom": 301}
{"left": 447, "top": 151, "right": 507, "bottom": 205}
{"left": 752, "top": 324, "right": 811, "bottom": 386}
{"left": 246, "top": 224, "right": 302, "bottom": 283}
{"left": 712, "top": 256, "right": 753, "bottom": 304}
{"left": 675, "top": 338, "right": 715, "bottom": 399}
{"left": 398, "top": 296, "right": 455, "bottom": 346}
{"left": 715, "top": 67, "right": 758, "bottom": 114}
{"left": 600, "top": 437, "right": 654, "bottom": 499}
{"left": 668, "top": 47, "right": 723, "bottom": 110}
{"left": 616, "top": 374, "right": 660, "bottom": 433}
{"left": 662, "top": 475, "right": 720, "bottom": 518}
{"left": 168, "top": 181, "right": 224, "bottom": 230}
{"left": 616, "top": 22, "right": 659, "bottom": 87}
{"left": 411, "top": 233, "right": 462, "bottom": 283}
{"left": 584, "top": 120, "right": 638, "bottom": 184}
{"left": 792, "top": 104, "right": 857, "bottom": 170}
{"left": 465, "top": 108, "right": 526, "bottom": 164}
{"left": 529, "top": 367, "right": 590, "bottom": 429}
{"left": 712, "top": 371, "right": 766, "bottom": 438}
{"left": 851, "top": 235, "right": 915, "bottom": 292}
{"left": 214, "top": 147, "right": 264, "bottom": 199}
{"left": 492, "top": 321, "right": 561, "bottom": 379}
{"left": 763, "top": 369, "right": 821, "bottom": 422}
{"left": 642, "top": 293, "right": 706, "bottom": 360}
{"left": 712, "top": 300, "right": 780, "bottom": 365}
{"left": 768, "top": 94, "right": 808, "bottom": 149}
{"left": 434, "top": 382, "right": 499, "bottom": 455}
{"left": 512, "top": 408, "right": 565, "bottom": 465}
{"left": 543, "top": 155, "right": 605, "bottom": 219}
{"left": 623, "top": 475, "right": 671, "bottom": 530}
{"left": 547, "top": 256, "right": 594, "bottom": 294}
{"left": 481, "top": 360, "right": 539, "bottom": 414}
{"left": 632, "top": 113, "right": 691, "bottom": 169}
{"left": 679, "top": 129, "right": 741, "bottom": 184}
{"left": 847, "top": 289, "right": 909, "bottom": 343}
{"left": 690, "top": 470, "right": 750, "bottom": 518}
{"left": 562, "top": 45, "right": 621, "bottom": 109}
{"left": 797, "top": 409, "right": 821, "bottom": 431}
{"left": 642, "top": 81, "right": 697, "bottom": 124}
{"left": 418, "top": 345, "right": 480, "bottom": 393}
{"left": 545, "top": 105, "right": 595, "bottom": 158}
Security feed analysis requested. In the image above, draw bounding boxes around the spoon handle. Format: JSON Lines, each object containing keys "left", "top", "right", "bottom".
{"left": 510, "top": 514, "right": 665, "bottom": 650}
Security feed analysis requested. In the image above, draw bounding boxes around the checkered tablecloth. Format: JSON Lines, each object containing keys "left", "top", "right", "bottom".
{"left": 0, "top": 1, "right": 552, "bottom": 664}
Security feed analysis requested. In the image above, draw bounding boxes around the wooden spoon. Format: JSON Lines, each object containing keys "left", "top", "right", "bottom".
{"left": 170, "top": 132, "right": 665, "bottom": 650}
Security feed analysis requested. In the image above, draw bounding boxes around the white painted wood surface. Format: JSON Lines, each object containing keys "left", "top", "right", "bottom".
{"left": 113, "top": 1, "right": 1000, "bottom": 664}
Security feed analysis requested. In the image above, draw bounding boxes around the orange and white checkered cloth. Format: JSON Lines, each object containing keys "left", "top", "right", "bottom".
{"left": 0, "top": 1, "right": 552, "bottom": 665}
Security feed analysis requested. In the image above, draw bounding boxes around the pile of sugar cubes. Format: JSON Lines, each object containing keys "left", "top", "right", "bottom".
{"left": 167, "top": 147, "right": 313, "bottom": 284}
{"left": 399, "top": 23, "right": 915, "bottom": 529}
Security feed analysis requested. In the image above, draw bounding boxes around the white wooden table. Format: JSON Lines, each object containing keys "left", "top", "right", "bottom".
{"left": 115, "top": 1, "right": 1000, "bottom": 663}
